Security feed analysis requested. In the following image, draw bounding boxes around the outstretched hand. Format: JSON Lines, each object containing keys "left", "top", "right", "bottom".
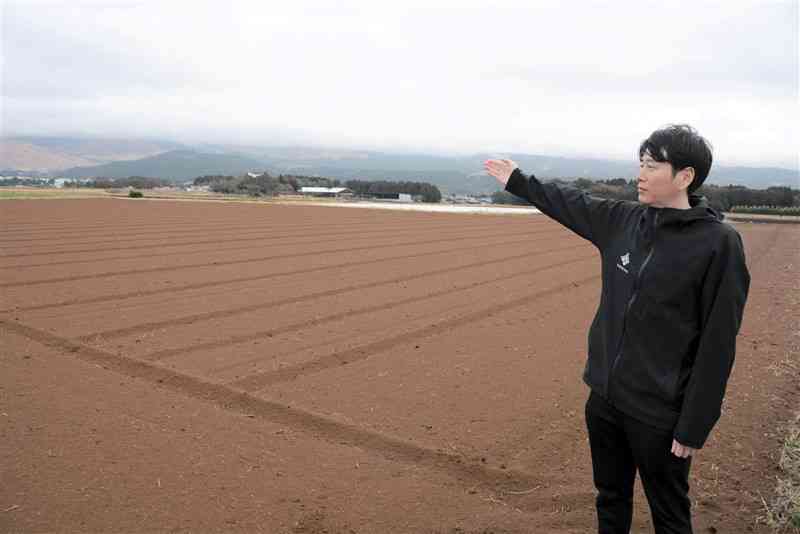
{"left": 484, "top": 159, "right": 519, "bottom": 186}
{"left": 671, "top": 439, "right": 696, "bottom": 458}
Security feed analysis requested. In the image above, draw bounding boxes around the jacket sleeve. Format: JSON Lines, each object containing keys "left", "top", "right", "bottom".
{"left": 505, "top": 168, "right": 634, "bottom": 250}
{"left": 673, "top": 228, "right": 750, "bottom": 449}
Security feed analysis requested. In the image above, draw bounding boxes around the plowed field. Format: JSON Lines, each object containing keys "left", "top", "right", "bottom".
{"left": 2, "top": 198, "right": 798, "bottom": 533}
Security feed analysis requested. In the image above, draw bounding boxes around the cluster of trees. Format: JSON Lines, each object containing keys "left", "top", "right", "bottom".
{"left": 698, "top": 184, "right": 798, "bottom": 212}
{"left": 194, "top": 173, "right": 343, "bottom": 195}
{"left": 194, "top": 173, "right": 297, "bottom": 196}
{"left": 76, "top": 176, "right": 172, "bottom": 189}
{"left": 193, "top": 174, "right": 234, "bottom": 186}
{"left": 0, "top": 177, "right": 56, "bottom": 187}
{"left": 288, "top": 175, "right": 341, "bottom": 188}
{"left": 0, "top": 176, "right": 171, "bottom": 189}
{"left": 193, "top": 173, "right": 442, "bottom": 202}
{"left": 344, "top": 180, "right": 442, "bottom": 203}
{"left": 492, "top": 176, "right": 799, "bottom": 213}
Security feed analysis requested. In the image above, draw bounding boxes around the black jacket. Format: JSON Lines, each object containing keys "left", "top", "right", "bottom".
{"left": 506, "top": 169, "right": 750, "bottom": 448}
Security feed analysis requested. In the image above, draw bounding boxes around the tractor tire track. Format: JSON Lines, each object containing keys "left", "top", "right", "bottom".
{"left": 0, "top": 214, "right": 528, "bottom": 244}
{"left": 0, "top": 318, "right": 552, "bottom": 496}
{"left": 78, "top": 241, "right": 591, "bottom": 341}
{"left": 230, "top": 273, "right": 601, "bottom": 391}
{"left": 0, "top": 206, "right": 479, "bottom": 235}
{"left": 0, "top": 227, "right": 558, "bottom": 288}
{"left": 0, "top": 232, "right": 569, "bottom": 313}
{"left": 0, "top": 219, "right": 465, "bottom": 244}
{"left": 0, "top": 218, "right": 500, "bottom": 250}
{"left": 0, "top": 220, "right": 540, "bottom": 270}
{"left": 0, "top": 219, "right": 535, "bottom": 259}
{"left": 141, "top": 256, "right": 597, "bottom": 363}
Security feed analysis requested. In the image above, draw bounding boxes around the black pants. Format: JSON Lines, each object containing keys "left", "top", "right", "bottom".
{"left": 585, "top": 391, "right": 693, "bottom": 534}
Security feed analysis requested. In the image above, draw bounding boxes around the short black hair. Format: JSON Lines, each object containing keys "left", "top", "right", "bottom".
{"left": 638, "top": 124, "right": 713, "bottom": 194}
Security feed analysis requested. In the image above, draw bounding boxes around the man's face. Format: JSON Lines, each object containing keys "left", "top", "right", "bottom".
{"left": 637, "top": 152, "right": 687, "bottom": 207}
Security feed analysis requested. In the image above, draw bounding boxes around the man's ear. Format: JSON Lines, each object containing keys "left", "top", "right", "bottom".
{"left": 675, "top": 167, "right": 695, "bottom": 192}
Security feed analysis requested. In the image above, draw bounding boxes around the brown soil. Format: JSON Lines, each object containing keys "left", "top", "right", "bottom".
{"left": 1, "top": 198, "right": 798, "bottom": 533}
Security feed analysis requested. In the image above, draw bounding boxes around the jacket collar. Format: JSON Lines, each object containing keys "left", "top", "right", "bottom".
{"left": 641, "top": 195, "right": 722, "bottom": 228}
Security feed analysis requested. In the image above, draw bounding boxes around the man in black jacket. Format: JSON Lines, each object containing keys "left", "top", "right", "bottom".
{"left": 484, "top": 124, "right": 750, "bottom": 534}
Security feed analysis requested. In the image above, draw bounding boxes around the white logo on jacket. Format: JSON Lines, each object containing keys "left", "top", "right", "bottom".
{"left": 617, "top": 252, "right": 630, "bottom": 274}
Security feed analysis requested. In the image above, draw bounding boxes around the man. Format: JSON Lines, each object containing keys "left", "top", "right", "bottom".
{"left": 484, "top": 124, "right": 750, "bottom": 534}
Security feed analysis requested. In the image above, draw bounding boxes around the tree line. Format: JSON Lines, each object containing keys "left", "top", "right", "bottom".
{"left": 343, "top": 180, "right": 442, "bottom": 203}
{"left": 0, "top": 177, "right": 57, "bottom": 187}
{"left": 193, "top": 173, "right": 442, "bottom": 203}
{"left": 82, "top": 176, "right": 173, "bottom": 189}
{"left": 492, "top": 177, "right": 799, "bottom": 213}
{"left": 0, "top": 176, "right": 171, "bottom": 188}
{"left": 52, "top": 176, "right": 172, "bottom": 189}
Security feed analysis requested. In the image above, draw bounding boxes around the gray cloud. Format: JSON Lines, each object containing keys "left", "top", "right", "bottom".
{"left": 2, "top": 0, "right": 798, "bottom": 168}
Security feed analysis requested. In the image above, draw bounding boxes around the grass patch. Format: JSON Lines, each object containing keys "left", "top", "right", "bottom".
{"left": 761, "top": 411, "right": 800, "bottom": 532}
{"left": 0, "top": 188, "right": 110, "bottom": 200}
{"left": 731, "top": 206, "right": 800, "bottom": 216}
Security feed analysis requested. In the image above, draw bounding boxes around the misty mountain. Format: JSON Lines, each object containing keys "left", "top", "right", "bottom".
{"left": 1, "top": 136, "right": 183, "bottom": 170}
{"left": 61, "top": 150, "right": 266, "bottom": 181}
{"left": 18, "top": 136, "right": 799, "bottom": 193}
{"left": 10, "top": 136, "right": 183, "bottom": 158}
{"left": 253, "top": 150, "right": 799, "bottom": 193}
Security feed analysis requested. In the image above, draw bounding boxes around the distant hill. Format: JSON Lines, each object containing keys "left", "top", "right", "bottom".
{"left": 1, "top": 136, "right": 182, "bottom": 171}
{"left": 244, "top": 149, "right": 798, "bottom": 194}
{"left": 9, "top": 135, "right": 797, "bottom": 192}
{"left": 0, "top": 140, "right": 98, "bottom": 171}
{"left": 704, "top": 165, "right": 800, "bottom": 189}
{"left": 61, "top": 150, "right": 266, "bottom": 181}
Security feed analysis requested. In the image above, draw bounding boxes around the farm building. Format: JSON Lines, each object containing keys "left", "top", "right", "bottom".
{"left": 299, "top": 187, "right": 353, "bottom": 198}
{"left": 369, "top": 192, "right": 415, "bottom": 203}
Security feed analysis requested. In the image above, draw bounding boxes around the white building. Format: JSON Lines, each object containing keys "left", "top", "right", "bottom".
{"left": 300, "top": 187, "right": 353, "bottom": 198}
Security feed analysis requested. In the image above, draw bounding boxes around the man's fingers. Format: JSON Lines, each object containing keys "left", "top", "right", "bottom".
{"left": 484, "top": 162, "right": 511, "bottom": 173}
{"left": 483, "top": 159, "right": 515, "bottom": 184}
{"left": 484, "top": 162, "right": 508, "bottom": 174}
{"left": 671, "top": 440, "right": 694, "bottom": 458}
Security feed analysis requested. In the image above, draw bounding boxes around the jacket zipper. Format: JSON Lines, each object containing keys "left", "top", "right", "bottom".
{"left": 607, "top": 211, "right": 659, "bottom": 400}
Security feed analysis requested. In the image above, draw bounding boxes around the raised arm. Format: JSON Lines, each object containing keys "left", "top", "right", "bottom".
{"left": 485, "top": 159, "right": 636, "bottom": 250}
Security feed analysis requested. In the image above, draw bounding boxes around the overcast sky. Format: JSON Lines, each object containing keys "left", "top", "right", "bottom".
{"left": 2, "top": 0, "right": 798, "bottom": 168}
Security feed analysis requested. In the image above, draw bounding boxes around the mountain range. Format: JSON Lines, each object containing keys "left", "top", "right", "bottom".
{"left": 2, "top": 136, "right": 797, "bottom": 194}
